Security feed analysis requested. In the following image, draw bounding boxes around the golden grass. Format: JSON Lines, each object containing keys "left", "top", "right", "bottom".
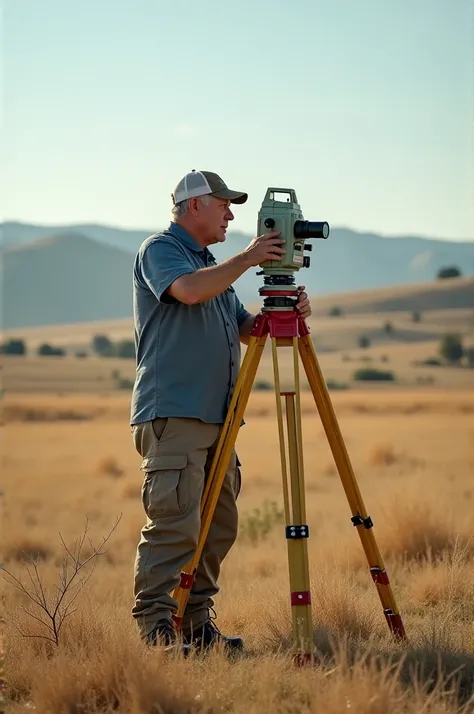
{"left": 2, "top": 388, "right": 474, "bottom": 712}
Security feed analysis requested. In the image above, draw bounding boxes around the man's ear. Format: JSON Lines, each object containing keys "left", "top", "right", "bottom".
{"left": 188, "top": 197, "right": 200, "bottom": 215}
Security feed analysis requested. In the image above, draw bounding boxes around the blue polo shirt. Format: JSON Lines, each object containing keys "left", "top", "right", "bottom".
{"left": 130, "top": 223, "right": 252, "bottom": 425}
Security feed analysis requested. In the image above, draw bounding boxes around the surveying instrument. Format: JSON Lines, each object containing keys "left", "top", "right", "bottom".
{"left": 171, "top": 188, "right": 406, "bottom": 665}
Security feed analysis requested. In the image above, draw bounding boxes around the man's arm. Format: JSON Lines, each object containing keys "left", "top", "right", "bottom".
{"left": 239, "top": 314, "right": 257, "bottom": 345}
{"left": 168, "top": 253, "right": 251, "bottom": 304}
{"left": 168, "top": 231, "right": 285, "bottom": 304}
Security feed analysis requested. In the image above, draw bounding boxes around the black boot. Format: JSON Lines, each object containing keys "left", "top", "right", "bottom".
{"left": 183, "top": 617, "right": 244, "bottom": 653}
{"left": 145, "top": 618, "right": 192, "bottom": 656}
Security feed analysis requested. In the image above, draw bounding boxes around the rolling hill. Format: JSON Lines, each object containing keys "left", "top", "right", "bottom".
{"left": 1, "top": 232, "right": 133, "bottom": 329}
{"left": 0, "top": 221, "right": 473, "bottom": 329}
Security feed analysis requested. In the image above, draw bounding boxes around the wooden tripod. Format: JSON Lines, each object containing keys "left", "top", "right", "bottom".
{"left": 170, "top": 303, "right": 406, "bottom": 665}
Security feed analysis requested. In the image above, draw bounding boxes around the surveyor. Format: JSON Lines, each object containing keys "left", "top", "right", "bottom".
{"left": 130, "top": 170, "right": 312, "bottom": 655}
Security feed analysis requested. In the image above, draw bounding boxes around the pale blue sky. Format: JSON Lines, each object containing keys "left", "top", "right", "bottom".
{"left": 3, "top": 0, "right": 473, "bottom": 241}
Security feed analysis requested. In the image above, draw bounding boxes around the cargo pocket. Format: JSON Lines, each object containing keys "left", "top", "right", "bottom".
{"left": 140, "top": 453, "right": 188, "bottom": 520}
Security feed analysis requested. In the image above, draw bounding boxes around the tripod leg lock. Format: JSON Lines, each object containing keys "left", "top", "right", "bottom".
{"left": 178, "top": 571, "right": 196, "bottom": 590}
{"left": 351, "top": 514, "right": 373, "bottom": 529}
{"left": 291, "top": 591, "right": 311, "bottom": 606}
{"left": 370, "top": 566, "right": 390, "bottom": 585}
{"left": 286, "top": 525, "right": 309, "bottom": 539}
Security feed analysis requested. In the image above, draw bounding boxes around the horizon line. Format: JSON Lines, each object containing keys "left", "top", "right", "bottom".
{"left": 1, "top": 218, "right": 473, "bottom": 244}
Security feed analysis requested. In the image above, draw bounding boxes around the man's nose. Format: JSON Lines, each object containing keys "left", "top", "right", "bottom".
{"left": 226, "top": 208, "right": 234, "bottom": 221}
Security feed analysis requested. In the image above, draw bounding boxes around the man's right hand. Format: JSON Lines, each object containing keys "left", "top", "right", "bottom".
{"left": 242, "top": 232, "right": 286, "bottom": 267}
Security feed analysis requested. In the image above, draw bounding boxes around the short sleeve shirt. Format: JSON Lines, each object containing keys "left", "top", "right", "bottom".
{"left": 130, "top": 223, "right": 251, "bottom": 425}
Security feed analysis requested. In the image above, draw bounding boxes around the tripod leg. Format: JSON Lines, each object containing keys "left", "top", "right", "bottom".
{"left": 298, "top": 333, "right": 406, "bottom": 641}
{"left": 171, "top": 332, "right": 268, "bottom": 628}
{"left": 271, "top": 337, "right": 314, "bottom": 665}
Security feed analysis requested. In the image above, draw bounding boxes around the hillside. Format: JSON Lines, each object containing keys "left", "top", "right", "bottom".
{"left": 1, "top": 232, "right": 134, "bottom": 329}
{"left": 0, "top": 222, "right": 472, "bottom": 329}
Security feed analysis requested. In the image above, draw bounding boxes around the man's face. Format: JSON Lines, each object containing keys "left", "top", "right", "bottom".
{"left": 195, "top": 195, "right": 235, "bottom": 245}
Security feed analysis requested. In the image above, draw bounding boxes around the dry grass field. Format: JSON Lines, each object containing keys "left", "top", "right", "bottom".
{"left": 2, "top": 276, "right": 473, "bottom": 394}
{"left": 2, "top": 387, "right": 474, "bottom": 713}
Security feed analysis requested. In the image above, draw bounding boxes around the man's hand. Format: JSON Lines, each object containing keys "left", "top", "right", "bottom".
{"left": 295, "top": 286, "right": 311, "bottom": 320}
{"left": 242, "top": 232, "right": 286, "bottom": 267}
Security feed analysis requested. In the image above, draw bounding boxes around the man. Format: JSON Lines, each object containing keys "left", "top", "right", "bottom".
{"left": 130, "top": 170, "right": 312, "bottom": 655}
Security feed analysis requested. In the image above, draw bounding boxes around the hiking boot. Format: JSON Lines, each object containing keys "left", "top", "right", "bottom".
{"left": 183, "top": 617, "right": 244, "bottom": 654}
{"left": 145, "top": 618, "right": 192, "bottom": 656}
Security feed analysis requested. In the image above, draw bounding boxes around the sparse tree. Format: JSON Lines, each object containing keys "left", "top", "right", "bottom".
{"left": 439, "top": 334, "right": 464, "bottom": 364}
{"left": 437, "top": 266, "right": 462, "bottom": 279}
{"left": 412, "top": 310, "right": 421, "bottom": 323}
{"left": 37, "top": 343, "right": 65, "bottom": 356}
{"left": 0, "top": 338, "right": 26, "bottom": 355}
{"left": 92, "top": 334, "right": 114, "bottom": 357}
{"left": 358, "top": 335, "right": 371, "bottom": 349}
{"left": 115, "top": 339, "right": 135, "bottom": 359}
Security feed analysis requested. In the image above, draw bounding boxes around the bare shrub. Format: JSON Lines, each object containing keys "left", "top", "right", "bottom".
{"left": 97, "top": 456, "right": 124, "bottom": 478}
{"left": 368, "top": 443, "right": 399, "bottom": 467}
{"left": 2, "top": 516, "right": 121, "bottom": 647}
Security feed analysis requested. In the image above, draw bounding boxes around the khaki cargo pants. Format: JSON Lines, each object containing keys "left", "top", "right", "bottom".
{"left": 131, "top": 416, "right": 241, "bottom": 638}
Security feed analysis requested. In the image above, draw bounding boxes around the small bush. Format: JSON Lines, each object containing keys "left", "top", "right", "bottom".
{"left": 416, "top": 375, "right": 436, "bottom": 385}
{"left": 358, "top": 335, "right": 370, "bottom": 349}
{"left": 92, "top": 335, "right": 115, "bottom": 357}
{"left": 254, "top": 380, "right": 272, "bottom": 391}
{"left": 439, "top": 334, "right": 464, "bottom": 364}
{"left": 97, "top": 456, "right": 124, "bottom": 478}
{"left": 422, "top": 357, "right": 442, "bottom": 366}
{"left": 0, "top": 338, "right": 26, "bottom": 355}
{"left": 328, "top": 305, "right": 343, "bottom": 317}
{"left": 353, "top": 367, "right": 395, "bottom": 382}
{"left": 115, "top": 340, "right": 135, "bottom": 359}
{"left": 412, "top": 310, "right": 421, "bottom": 323}
{"left": 383, "top": 321, "right": 393, "bottom": 334}
{"left": 368, "top": 443, "right": 399, "bottom": 467}
{"left": 117, "top": 377, "right": 134, "bottom": 390}
{"left": 37, "top": 343, "right": 66, "bottom": 356}
{"left": 239, "top": 500, "right": 285, "bottom": 545}
{"left": 437, "top": 266, "right": 462, "bottom": 279}
{"left": 326, "top": 379, "right": 349, "bottom": 391}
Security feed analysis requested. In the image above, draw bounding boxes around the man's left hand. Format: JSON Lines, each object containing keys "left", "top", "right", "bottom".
{"left": 296, "top": 286, "right": 311, "bottom": 319}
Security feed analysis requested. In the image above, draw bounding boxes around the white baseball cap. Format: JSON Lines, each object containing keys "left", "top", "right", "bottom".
{"left": 172, "top": 169, "right": 248, "bottom": 205}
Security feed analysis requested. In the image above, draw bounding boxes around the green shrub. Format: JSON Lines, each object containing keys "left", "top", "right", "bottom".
{"left": 115, "top": 339, "right": 135, "bottom": 359}
{"left": 239, "top": 500, "right": 285, "bottom": 545}
{"left": 353, "top": 367, "right": 395, "bottom": 382}
{"left": 326, "top": 379, "right": 349, "bottom": 391}
{"left": 0, "top": 338, "right": 26, "bottom": 355}
{"left": 439, "top": 334, "right": 464, "bottom": 364}
{"left": 254, "top": 379, "right": 272, "bottom": 390}
{"left": 37, "top": 343, "right": 66, "bottom": 356}
{"left": 117, "top": 377, "right": 135, "bottom": 390}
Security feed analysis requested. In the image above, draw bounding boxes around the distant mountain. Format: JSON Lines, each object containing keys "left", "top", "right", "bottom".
{"left": 1, "top": 231, "right": 133, "bottom": 329}
{"left": 0, "top": 221, "right": 473, "bottom": 329}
